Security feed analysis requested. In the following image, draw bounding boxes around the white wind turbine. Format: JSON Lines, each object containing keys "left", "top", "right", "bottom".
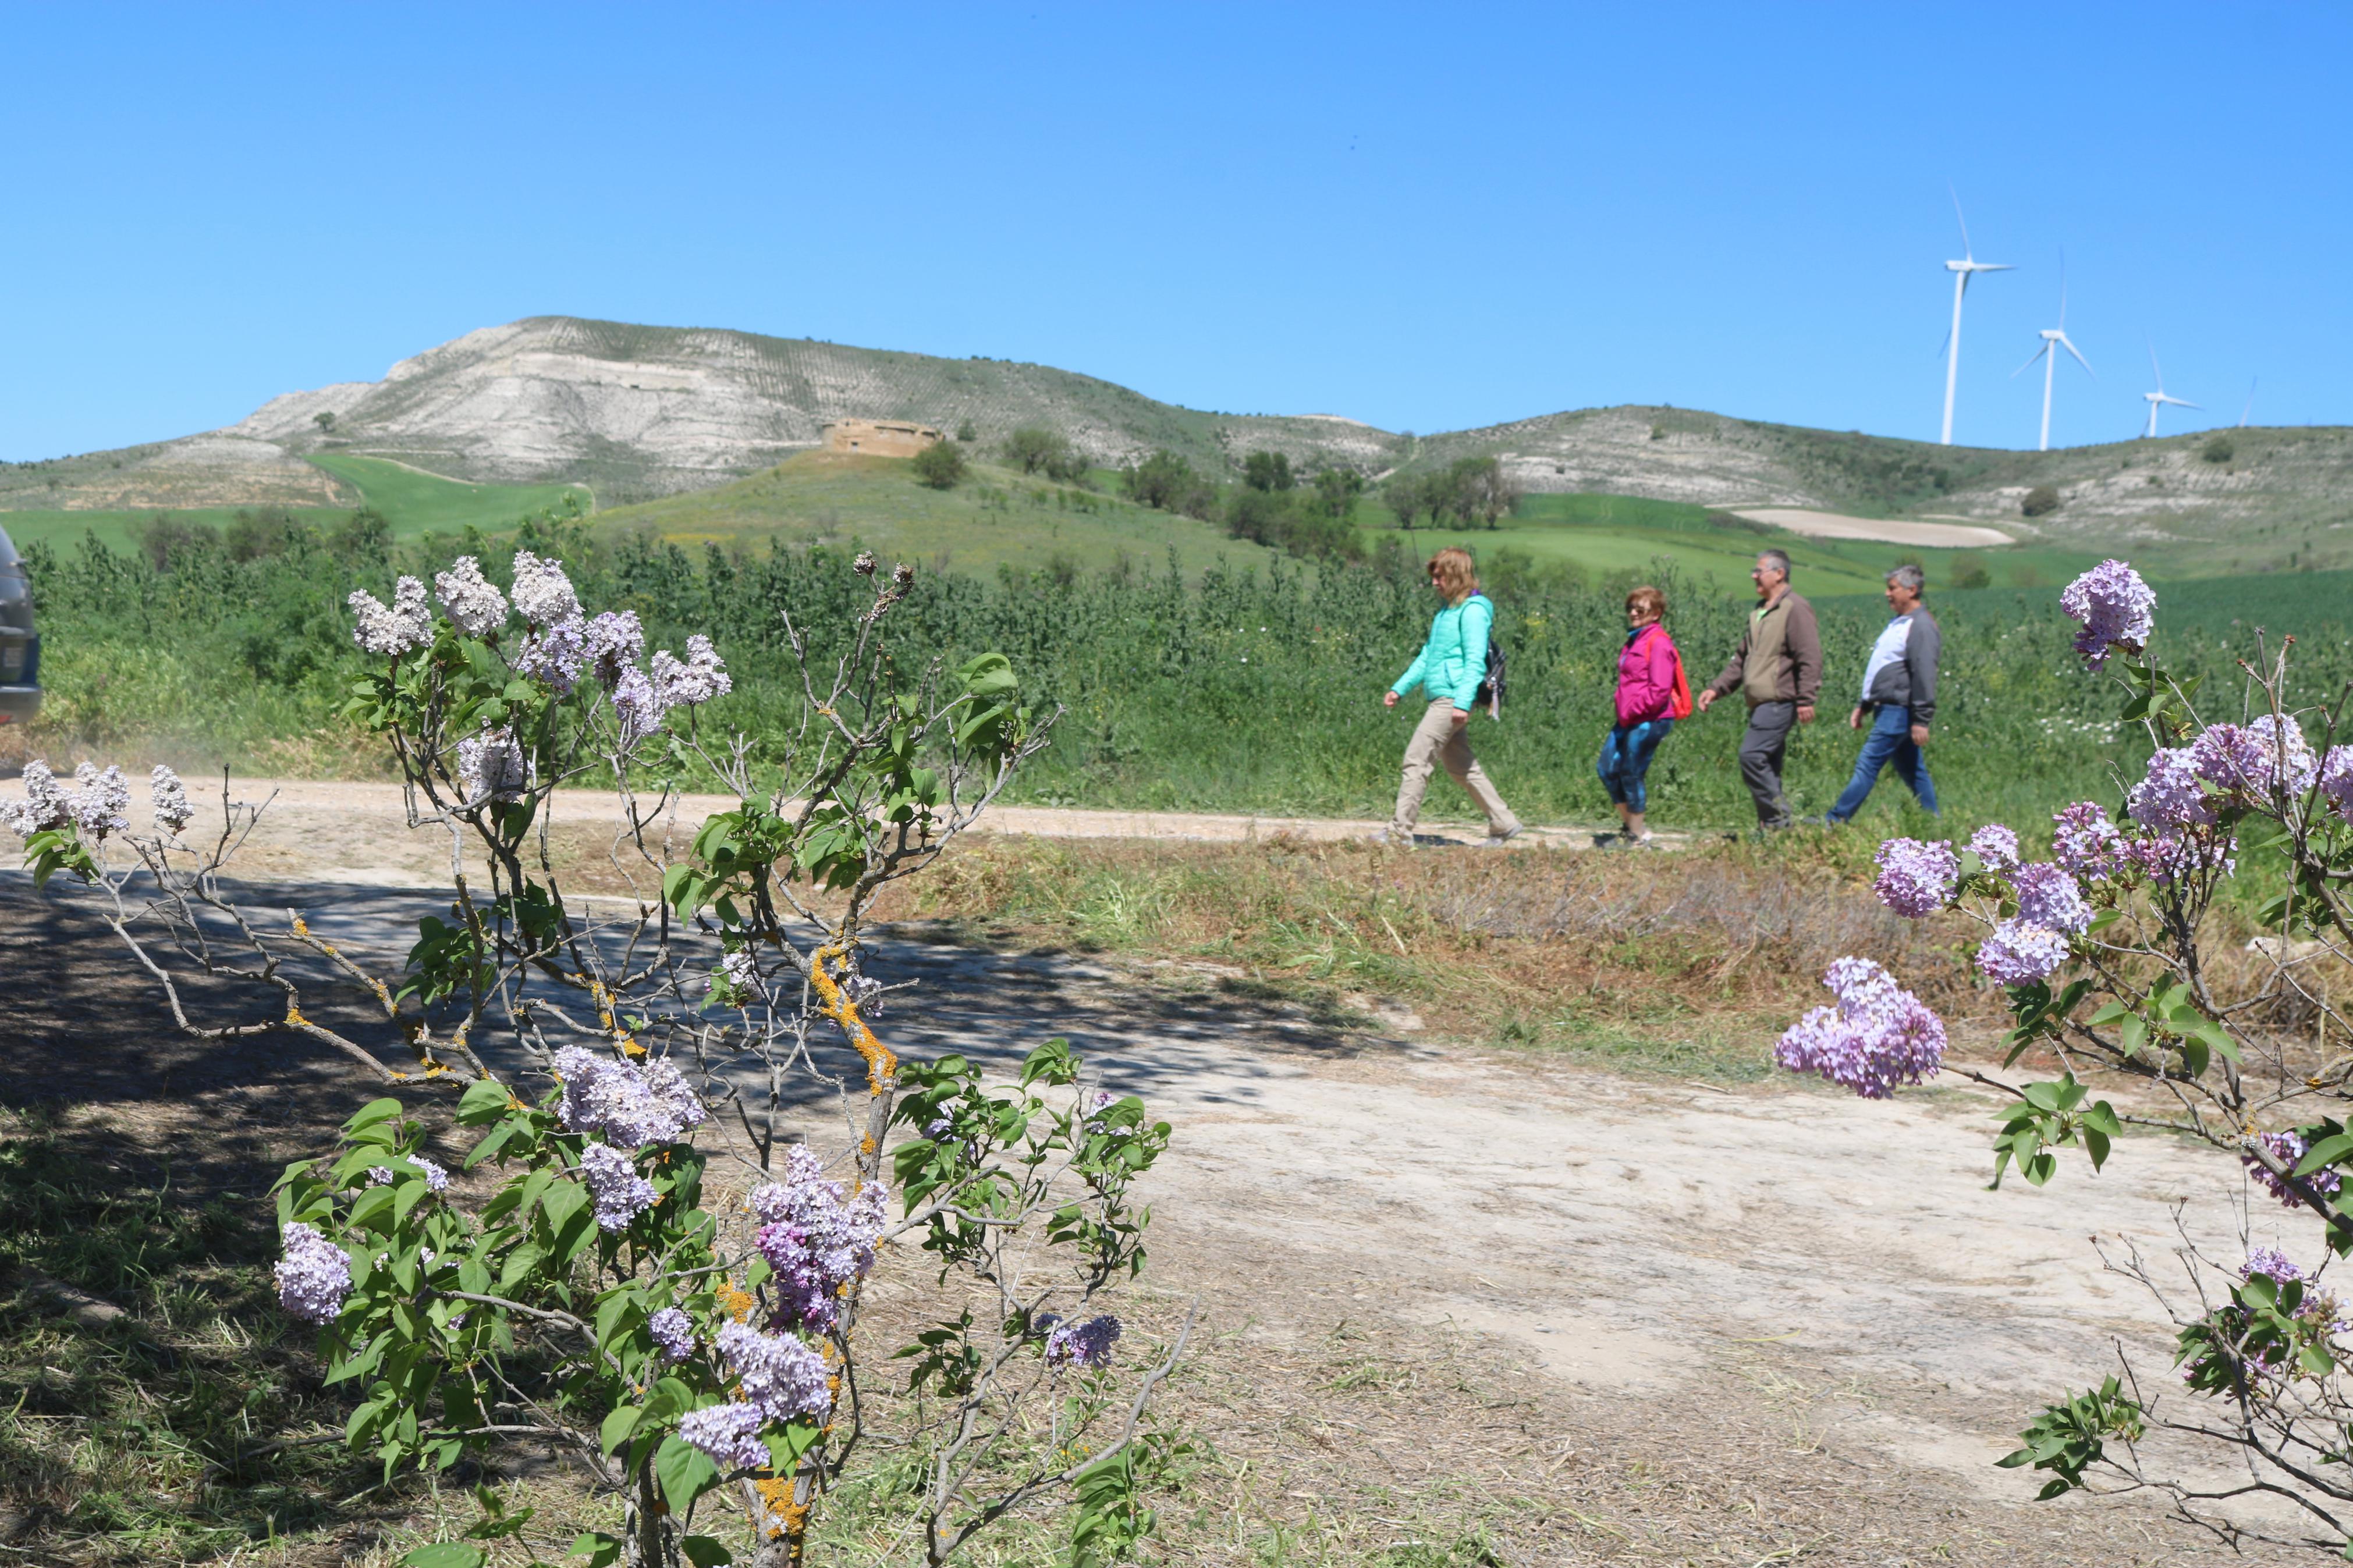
{"left": 2013, "top": 265, "right": 2093, "bottom": 451}
{"left": 2141, "top": 341, "right": 2199, "bottom": 438}
{"left": 1939, "top": 191, "right": 2013, "bottom": 445}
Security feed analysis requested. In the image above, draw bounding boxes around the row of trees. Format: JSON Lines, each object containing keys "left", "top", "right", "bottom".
{"left": 1385, "top": 456, "right": 1518, "bottom": 530}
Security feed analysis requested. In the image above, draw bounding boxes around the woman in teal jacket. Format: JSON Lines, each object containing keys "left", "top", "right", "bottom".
{"left": 1379, "top": 547, "right": 1522, "bottom": 847}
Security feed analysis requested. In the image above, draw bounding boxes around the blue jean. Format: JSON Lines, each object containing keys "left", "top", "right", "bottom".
{"left": 1598, "top": 717, "right": 1674, "bottom": 812}
{"left": 1827, "top": 705, "right": 1937, "bottom": 822}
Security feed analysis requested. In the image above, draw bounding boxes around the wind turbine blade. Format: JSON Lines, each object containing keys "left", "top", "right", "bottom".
{"left": 2241, "top": 378, "right": 2257, "bottom": 426}
{"left": 1974, "top": 262, "right": 2015, "bottom": 273}
{"left": 2012, "top": 343, "right": 2051, "bottom": 377}
{"left": 1950, "top": 182, "right": 1973, "bottom": 258}
{"left": 2173, "top": 398, "right": 2202, "bottom": 411}
{"left": 2058, "top": 247, "right": 2068, "bottom": 328}
{"left": 2147, "top": 337, "right": 2164, "bottom": 392}
{"left": 2059, "top": 335, "right": 2093, "bottom": 375}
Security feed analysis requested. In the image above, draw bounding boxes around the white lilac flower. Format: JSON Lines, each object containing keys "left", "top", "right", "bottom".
{"left": 717, "top": 948, "right": 759, "bottom": 995}
{"left": 2245, "top": 1130, "right": 2343, "bottom": 1210}
{"left": 2059, "top": 559, "right": 2156, "bottom": 670}
{"left": 2011, "top": 863, "right": 2091, "bottom": 934}
{"left": 150, "top": 765, "right": 194, "bottom": 834}
{"left": 579, "top": 1142, "right": 658, "bottom": 1231}
{"left": 749, "top": 1147, "right": 888, "bottom": 1334}
{"left": 649, "top": 1306, "right": 696, "bottom": 1363}
{"left": 348, "top": 576, "right": 432, "bottom": 656}
{"left": 2052, "top": 801, "right": 2125, "bottom": 880}
{"left": 2127, "top": 748, "right": 2214, "bottom": 832}
{"left": 678, "top": 1400, "right": 769, "bottom": 1470}
{"left": 651, "top": 635, "right": 732, "bottom": 709}
{"left": 1965, "top": 824, "right": 2019, "bottom": 873}
{"left": 1, "top": 760, "right": 72, "bottom": 836}
{"left": 275, "top": 1221, "right": 353, "bottom": 1324}
{"left": 456, "top": 727, "right": 528, "bottom": 805}
{"left": 512, "top": 614, "right": 590, "bottom": 695}
{"left": 1044, "top": 1314, "right": 1122, "bottom": 1371}
{"left": 413, "top": 1155, "right": 449, "bottom": 1193}
{"left": 1976, "top": 919, "right": 2071, "bottom": 986}
{"left": 508, "top": 551, "right": 581, "bottom": 629}
{"left": 585, "top": 611, "right": 645, "bottom": 688}
{"left": 1872, "top": 837, "right": 1958, "bottom": 919}
{"left": 717, "top": 1321, "right": 833, "bottom": 1422}
{"left": 550, "top": 1047, "right": 707, "bottom": 1149}
{"left": 1773, "top": 957, "right": 1947, "bottom": 1099}
{"left": 67, "top": 763, "right": 130, "bottom": 840}
{"left": 365, "top": 1165, "right": 398, "bottom": 1186}
{"left": 434, "top": 556, "right": 510, "bottom": 637}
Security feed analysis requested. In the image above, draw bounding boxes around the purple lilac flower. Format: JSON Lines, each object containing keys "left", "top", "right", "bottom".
{"left": 551, "top": 1047, "right": 707, "bottom": 1149}
{"left": 2059, "top": 559, "right": 2156, "bottom": 670}
{"left": 1966, "top": 824, "right": 2020, "bottom": 872}
{"left": 923, "top": 1115, "right": 954, "bottom": 1140}
{"left": 275, "top": 1222, "right": 353, "bottom": 1325}
{"left": 434, "top": 556, "right": 510, "bottom": 637}
{"left": 2245, "top": 1130, "right": 2345, "bottom": 1211}
{"left": 2127, "top": 748, "right": 2214, "bottom": 832}
{"left": 66, "top": 763, "right": 130, "bottom": 840}
{"left": 1, "top": 760, "right": 73, "bottom": 836}
{"left": 413, "top": 1156, "right": 449, "bottom": 1193}
{"left": 2127, "top": 826, "right": 2237, "bottom": 886}
{"left": 717, "top": 1321, "right": 832, "bottom": 1422}
{"left": 610, "top": 664, "right": 669, "bottom": 750}
{"left": 1044, "top": 1314, "right": 1123, "bottom": 1371}
{"left": 649, "top": 1306, "right": 696, "bottom": 1363}
{"left": 456, "top": 727, "right": 528, "bottom": 805}
{"left": 2322, "top": 747, "right": 2353, "bottom": 818}
{"left": 1773, "top": 958, "right": 1947, "bottom": 1099}
{"left": 2012, "top": 863, "right": 2091, "bottom": 934}
{"left": 365, "top": 1165, "right": 398, "bottom": 1186}
{"left": 512, "top": 614, "right": 590, "bottom": 695}
{"left": 2052, "top": 802, "right": 2125, "bottom": 880}
{"left": 2245, "top": 1248, "right": 2305, "bottom": 1286}
{"left": 2249, "top": 715, "right": 2317, "bottom": 797}
{"left": 585, "top": 611, "right": 646, "bottom": 688}
{"left": 348, "top": 576, "right": 433, "bottom": 656}
{"left": 2187, "top": 717, "right": 2317, "bottom": 802}
{"left": 1975, "top": 919, "right": 2071, "bottom": 986}
{"left": 508, "top": 551, "right": 581, "bottom": 629}
{"left": 579, "top": 1142, "right": 658, "bottom": 1231}
{"left": 150, "top": 765, "right": 193, "bottom": 834}
{"left": 1872, "top": 837, "right": 1958, "bottom": 919}
{"left": 750, "top": 1148, "right": 888, "bottom": 1335}
{"left": 679, "top": 1401, "right": 769, "bottom": 1471}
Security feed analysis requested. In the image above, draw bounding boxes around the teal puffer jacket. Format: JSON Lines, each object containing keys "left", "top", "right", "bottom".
{"left": 1390, "top": 594, "right": 1493, "bottom": 712}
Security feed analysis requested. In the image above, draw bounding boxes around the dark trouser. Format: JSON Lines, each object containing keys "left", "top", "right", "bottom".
{"left": 1826, "top": 704, "right": 1937, "bottom": 822}
{"left": 1738, "top": 700, "right": 1798, "bottom": 828}
{"left": 1597, "top": 717, "right": 1674, "bottom": 812}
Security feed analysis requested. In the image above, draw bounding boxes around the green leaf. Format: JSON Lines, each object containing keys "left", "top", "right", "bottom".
{"left": 599, "top": 1405, "right": 644, "bottom": 1456}
{"left": 655, "top": 1433, "right": 721, "bottom": 1511}
{"left": 764, "top": 1417, "right": 824, "bottom": 1474}
{"left": 680, "top": 1538, "right": 734, "bottom": 1568}
{"left": 644, "top": 1377, "right": 697, "bottom": 1421}
{"left": 349, "top": 1185, "right": 399, "bottom": 1233}
{"left": 457, "top": 1079, "right": 513, "bottom": 1125}
{"left": 2295, "top": 1132, "right": 2353, "bottom": 1178}
{"left": 346, "top": 1097, "right": 407, "bottom": 1134}
{"left": 402, "top": 1546, "right": 487, "bottom": 1568}
{"left": 569, "top": 1535, "right": 622, "bottom": 1568}
{"left": 540, "top": 1174, "right": 590, "bottom": 1235}
{"left": 2117, "top": 1015, "right": 2148, "bottom": 1057}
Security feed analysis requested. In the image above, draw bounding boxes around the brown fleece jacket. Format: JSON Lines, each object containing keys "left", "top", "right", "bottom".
{"left": 1705, "top": 590, "right": 1823, "bottom": 708}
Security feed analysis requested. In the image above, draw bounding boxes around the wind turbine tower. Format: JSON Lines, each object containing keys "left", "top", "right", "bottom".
{"left": 2141, "top": 342, "right": 2199, "bottom": 438}
{"left": 1940, "top": 193, "right": 2013, "bottom": 445}
{"left": 2015, "top": 268, "right": 2092, "bottom": 452}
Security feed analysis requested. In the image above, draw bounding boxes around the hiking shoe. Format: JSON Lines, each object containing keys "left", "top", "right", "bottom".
{"left": 1591, "top": 831, "right": 1621, "bottom": 848}
{"left": 1369, "top": 829, "right": 1410, "bottom": 847}
{"left": 1478, "top": 824, "right": 1525, "bottom": 849}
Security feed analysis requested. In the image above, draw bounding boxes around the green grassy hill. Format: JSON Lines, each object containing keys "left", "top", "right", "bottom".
{"left": 592, "top": 450, "right": 1285, "bottom": 578}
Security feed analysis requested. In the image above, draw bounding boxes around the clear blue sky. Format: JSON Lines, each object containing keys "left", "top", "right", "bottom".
{"left": 3, "top": 2, "right": 2345, "bottom": 462}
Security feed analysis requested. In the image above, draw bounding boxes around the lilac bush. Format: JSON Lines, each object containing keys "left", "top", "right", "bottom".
{"left": 8, "top": 549, "right": 1181, "bottom": 1568}
{"left": 1774, "top": 956, "right": 1946, "bottom": 1098}
{"left": 1788, "top": 558, "right": 2353, "bottom": 1548}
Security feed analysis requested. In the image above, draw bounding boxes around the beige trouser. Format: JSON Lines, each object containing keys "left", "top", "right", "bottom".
{"left": 1389, "top": 699, "right": 1520, "bottom": 838}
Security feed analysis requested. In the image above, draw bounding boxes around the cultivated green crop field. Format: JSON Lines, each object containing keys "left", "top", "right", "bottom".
{"left": 0, "top": 505, "right": 350, "bottom": 556}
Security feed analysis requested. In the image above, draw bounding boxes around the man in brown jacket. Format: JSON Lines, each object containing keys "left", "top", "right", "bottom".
{"left": 1695, "top": 549, "right": 1822, "bottom": 829}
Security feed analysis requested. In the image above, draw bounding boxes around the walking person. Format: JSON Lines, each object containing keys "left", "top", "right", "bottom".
{"left": 1596, "top": 585, "right": 1690, "bottom": 847}
{"left": 1379, "top": 547, "right": 1522, "bottom": 848}
{"left": 1694, "top": 549, "right": 1822, "bottom": 831}
{"left": 1823, "top": 564, "right": 1940, "bottom": 823}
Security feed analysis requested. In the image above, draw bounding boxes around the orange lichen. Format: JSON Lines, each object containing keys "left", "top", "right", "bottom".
{"left": 718, "top": 1284, "right": 757, "bottom": 1323}
{"left": 809, "top": 944, "right": 894, "bottom": 1091}
{"left": 754, "top": 1477, "right": 807, "bottom": 1539}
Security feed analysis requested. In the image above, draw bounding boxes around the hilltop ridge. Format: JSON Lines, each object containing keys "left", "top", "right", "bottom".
{"left": 3, "top": 315, "right": 2350, "bottom": 570}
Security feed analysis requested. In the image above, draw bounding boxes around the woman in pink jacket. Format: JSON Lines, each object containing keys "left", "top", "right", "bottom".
{"left": 1598, "top": 585, "right": 1685, "bottom": 847}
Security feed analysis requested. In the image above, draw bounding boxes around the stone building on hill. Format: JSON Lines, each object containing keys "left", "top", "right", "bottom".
{"left": 823, "top": 419, "right": 942, "bottom": 457}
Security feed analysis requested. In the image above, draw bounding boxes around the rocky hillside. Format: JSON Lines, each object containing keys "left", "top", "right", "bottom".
{"left": 3, "top": 315, "right": 2348, "bottom": 563}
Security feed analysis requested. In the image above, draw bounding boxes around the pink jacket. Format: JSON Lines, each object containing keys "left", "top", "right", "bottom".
{"left": 1614, "top": 623, "right": 1680, "bottom": 727}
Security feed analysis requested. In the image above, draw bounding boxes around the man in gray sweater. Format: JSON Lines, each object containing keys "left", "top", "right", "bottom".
{"left": 1824, "top": 563, "right": 1940, "bottom": 823}
{"left": 1696, "top": 549, "right": 1822, "bottom": 830}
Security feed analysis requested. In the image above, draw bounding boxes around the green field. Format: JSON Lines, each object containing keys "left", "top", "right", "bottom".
{"left": 1358, "top": 491, "right": 2113, "bottom": 597}
{"left": 0, "top": 455, "right": 591, "bottom": 558}
{"left": 593, "top": 450, "right": 1286, "bottom": 578}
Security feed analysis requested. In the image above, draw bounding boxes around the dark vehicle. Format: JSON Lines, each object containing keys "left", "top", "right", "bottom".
{"left": 0, "top": 524, "right": 39, "bottom": 728}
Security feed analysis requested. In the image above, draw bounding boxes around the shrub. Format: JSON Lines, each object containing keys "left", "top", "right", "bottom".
{"left": 1004, "top": 425, "right": 1070, "bottom": 476}
{"left": 1947, "top": 552, "right": 1992, "bottom": 591}
{"left": 2203, "top": 435, "right": 2236, "bottom": 464}
{"left": 1241, "top": 451, "right": 1295, "bottom": 492}
{"left": 955, "top": 419, "right": 977, "bottom": 442}
{"left": 910, "top": 438, "right": 966, "bottom": 489}
{"left": 1121, "top": 449, "right": 1197, "bottom": 512}
{"left": 2021, "top": 484, "right": 2061, "bottom": 517}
